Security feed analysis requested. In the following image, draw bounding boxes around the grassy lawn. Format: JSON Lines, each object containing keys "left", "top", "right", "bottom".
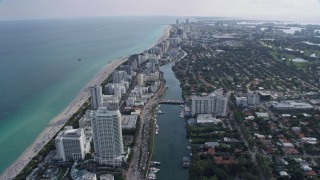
{"left": 268, "top": 50, "right": 312, "bottom": 68}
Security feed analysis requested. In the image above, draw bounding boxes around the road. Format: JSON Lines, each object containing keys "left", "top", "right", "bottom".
{"left": 230, "top": 110, "right": 265, "bottom": 180}
{"left": 126, "top": 81, "right": 165, "bottom": 180}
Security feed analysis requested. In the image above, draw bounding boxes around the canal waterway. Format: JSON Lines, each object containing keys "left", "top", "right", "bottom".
{"left": 151, "top": 62, "right": 190, "bottom": 179}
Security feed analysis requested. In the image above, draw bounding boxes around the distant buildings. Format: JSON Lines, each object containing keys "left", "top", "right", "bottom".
{"left": 168, "top": 38, "right": 181, "bottom": 46}
{"left": 104, "top": 82, "right": 128, "bottom": 96}
{"left": 55, "top": 126, "right": 90, "bottom": 162}
{"left": 90, "top": 107, "right": 124, "bottom": 166}
{"left": 191, "top": 89, "right": 227, "bottom": 116}
{"left": 235, "top": 92, "right": 260, "bottom": 107}
{"left": 247, "top": 92, "right": 260, "bottom": 106}
{"left": 90, "top": 85, "right": 103, "bottom": 110}
{"left": 112, "top": 70, "right": 129, "bottom": 83}
{"left": 236, "top": 97, "right": 248, "bottom": 107}
{"left": 119, "top": 65, "right": 133, "bottom": 76}
{"left": 157, "top": 41, "right": 170, "bottom": 52}
{"left": 137, "top": 74, "right": 144, "bottom": 86}
{"left": 271, "top": 101, "right": 313, "bottom": 111}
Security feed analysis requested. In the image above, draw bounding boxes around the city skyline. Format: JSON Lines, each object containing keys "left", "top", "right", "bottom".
{"left": 0, "top": 0, "right": 320, "bottom": 21}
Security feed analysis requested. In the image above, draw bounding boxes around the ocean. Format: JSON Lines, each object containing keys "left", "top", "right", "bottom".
{"left": 0, "top": 16, "right": 174, "bottom": 173}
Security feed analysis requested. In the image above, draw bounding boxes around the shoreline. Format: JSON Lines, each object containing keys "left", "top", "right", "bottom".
{"left": 0, "top": 24, "right": 172, "bottom": 180}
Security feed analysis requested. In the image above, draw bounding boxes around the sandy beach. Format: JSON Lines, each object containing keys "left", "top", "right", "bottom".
{"left": 0, "top": 24, "right": 171, "bottom": 180}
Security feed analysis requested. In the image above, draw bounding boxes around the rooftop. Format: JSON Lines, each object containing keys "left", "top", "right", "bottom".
{"left": 121, "top": 115, "right": 138, "bottom": 129}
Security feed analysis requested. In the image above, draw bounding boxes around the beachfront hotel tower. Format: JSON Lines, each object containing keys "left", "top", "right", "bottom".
{"left": 90, "top": 85, "right": 103, "bottom": 110}
{"left": 91, "top": 107, "right": 124, "bottom": 166}
{"left": 55, "top": 126, "right": 88, "bottom": 162}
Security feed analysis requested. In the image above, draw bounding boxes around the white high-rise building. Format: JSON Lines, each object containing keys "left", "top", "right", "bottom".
{"left": 113, "top": 85, "right": 126, "bottom": 98}
{"left": 104, "top": 83, "right": 115, "bottom": 95}
{"left": 55, "top": 126, "right": 88, "bottom": 162}
{"left": 191, "top": 89, "right": 227, "bottom": 116}
{"left": 137, "top": 74, "right": 144, "bottom": 86}
{"left": 112, "top": 70, "right": 128, "bottom": 83}
{"left": 247, "top": 92, "right": 260, "bottom": 106}
{"left": 236, "top": 97, "right": 248, "bottom": 107}
{"left": 91, "top": 107, "right": 124, "bottom": 166}
{"left": 90, "top": 85, "right": 103, "bottom": 110}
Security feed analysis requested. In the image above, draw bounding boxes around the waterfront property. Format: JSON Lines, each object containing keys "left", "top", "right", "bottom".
{"left": 90, "top": 107, "right": 125, "bottom": 166}
{"left": 191, "top": 89, "right": 227, "bottom": 116}
{"left": 90, "top": 85, "right": 103, "bottom": 110}
{"left": 55, "top": 126, "right": 90, "bottom": 162}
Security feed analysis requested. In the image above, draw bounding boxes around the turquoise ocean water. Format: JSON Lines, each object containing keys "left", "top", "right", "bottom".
{"left": 0, "top": 16, "right": 173, "bottom": 173}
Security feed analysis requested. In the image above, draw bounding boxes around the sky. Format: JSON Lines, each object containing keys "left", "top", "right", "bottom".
{"left": 0, "top": 0, "right": 320, "bottom": 21}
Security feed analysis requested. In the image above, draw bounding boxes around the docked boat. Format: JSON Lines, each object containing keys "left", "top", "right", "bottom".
{"left": 155, "top": 123, "right": 159, "bottom": 133}
{"left": 148, "top": 173, "right": 156, "bottom": 180}
{"left": 148, "top": 175, "right": 156, "bottom": 180}
{"left": 157, "top": 110, "right": 164, "bottom": 114}
{"left": 150, "top": 167, "right": 160, "bottom": 172}
{"left": 151, "top": 161, "right": 161, "bottom": 165}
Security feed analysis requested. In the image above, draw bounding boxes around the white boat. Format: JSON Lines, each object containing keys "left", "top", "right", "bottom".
{"left": 148, "top": 176, "right": 156, "bottom": 180}
{"left": 187, "top": 146, "right": 191, "bottom": 150}
{"left": 157, "top": 110, "right": 164, "bottom": 114}
{"left": 148, "top": 174, "right": 156, "bottom": 180}
{"left": 150, "top": 169, "right": 160, "bottom": 173}
{"left": 150, "top": 167, "right": 160, "bottom": 172}
{"left": 155, "top": 130, "right": 158, "bottom": 135}
{"left": 151, "top": 161, "right": 161, "bottom": 165}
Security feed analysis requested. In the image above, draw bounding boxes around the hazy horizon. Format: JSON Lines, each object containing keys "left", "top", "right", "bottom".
{"left": 0, "top": 0, "right": 320, "bottom": 21}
